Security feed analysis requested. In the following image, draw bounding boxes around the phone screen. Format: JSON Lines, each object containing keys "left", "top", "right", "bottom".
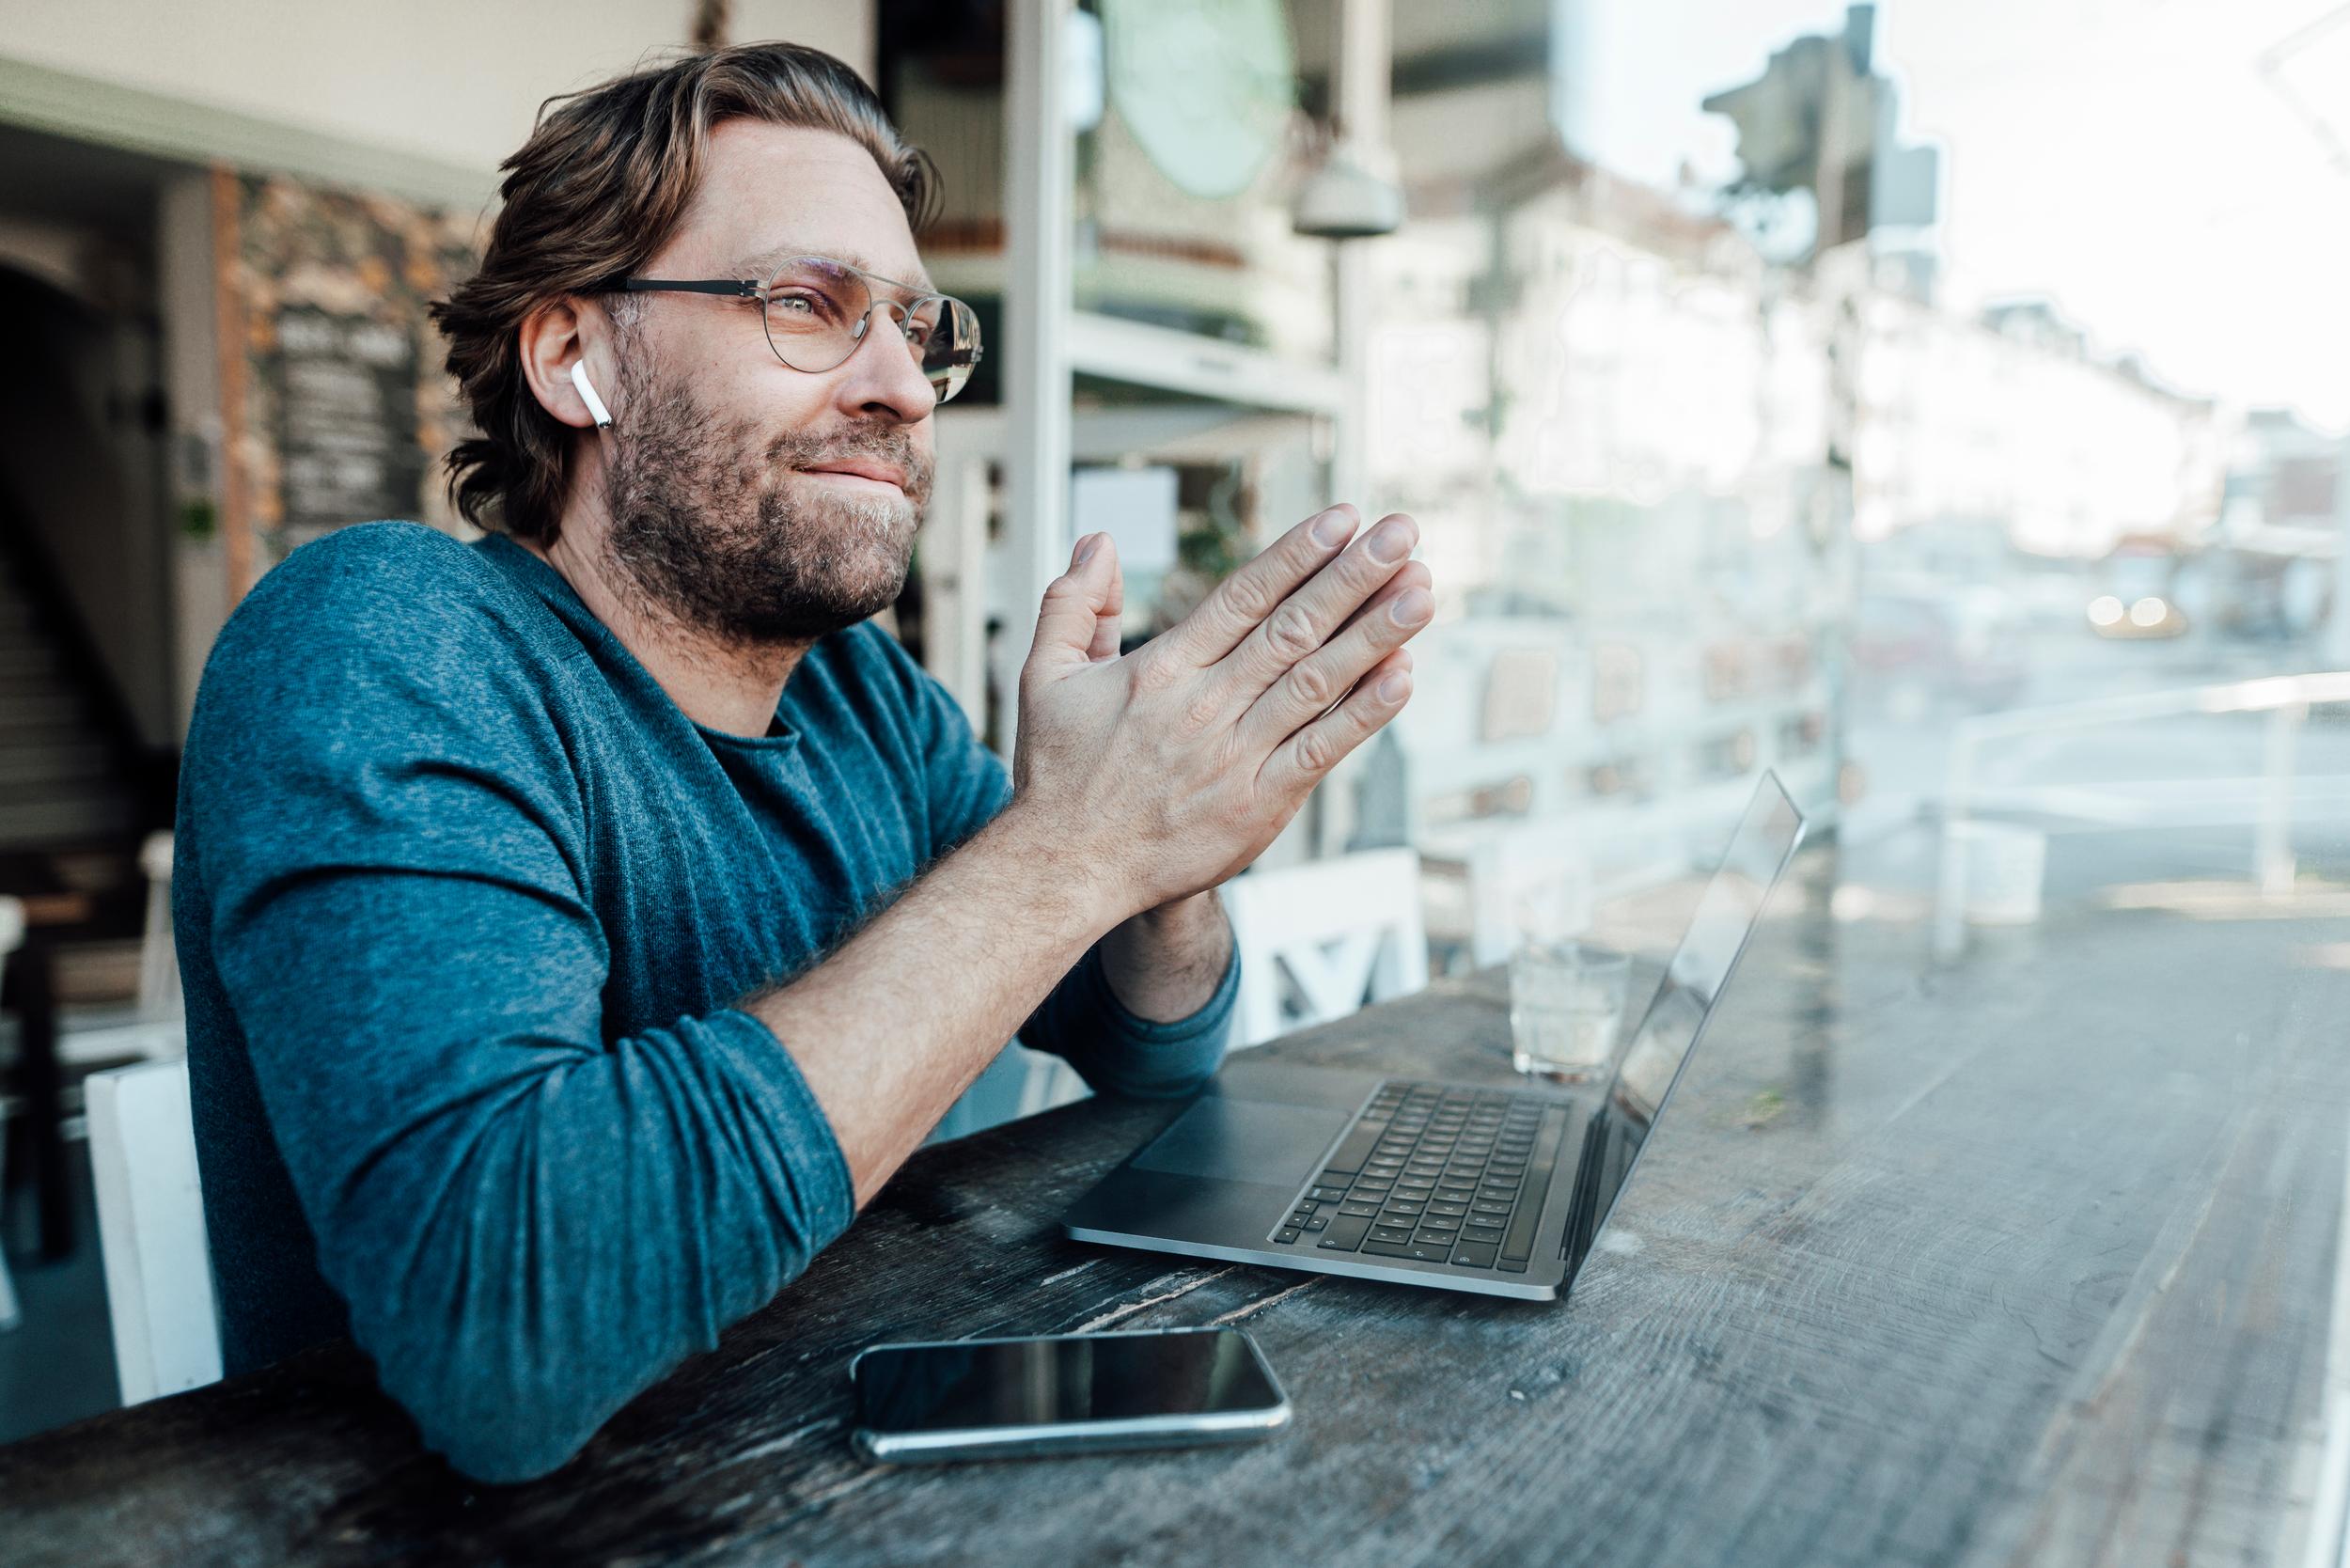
{"left": 854, "top": 1328, "right": 1282, "bottom": 1435}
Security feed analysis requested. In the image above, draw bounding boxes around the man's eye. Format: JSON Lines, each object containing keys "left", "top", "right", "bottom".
{"left": 773, "top": 293, "right": 820, "bottom": 317}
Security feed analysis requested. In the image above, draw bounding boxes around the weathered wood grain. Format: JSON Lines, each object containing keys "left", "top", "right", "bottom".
{"left": 4, "top": 839, "right": 2346, "bottom": 1568}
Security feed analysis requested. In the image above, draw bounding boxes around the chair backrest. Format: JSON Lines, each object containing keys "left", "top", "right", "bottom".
{"left": 1224, "top": 848, "right": 1430, "bottom": 1047}
{"left": 85, "top": 1058, "right": 222, "bottom": 1403}
{"left": 1465, "top": 818, "right": 1594, "bottom": 969}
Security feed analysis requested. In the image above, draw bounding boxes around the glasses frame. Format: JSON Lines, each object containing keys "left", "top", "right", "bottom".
{"left": 612, "top": 256, "right": 982, "bottom": 405}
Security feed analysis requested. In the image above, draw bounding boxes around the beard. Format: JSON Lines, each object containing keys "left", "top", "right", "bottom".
{"left": 595, "top": 347, "right": 934, "bottom": 647}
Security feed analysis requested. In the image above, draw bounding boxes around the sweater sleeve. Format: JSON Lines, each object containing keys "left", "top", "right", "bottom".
{"left": 185, "top": 535, "right": 854, "bottom": 1483}
{"left": 889, "top": 633, "right": 1236, "bottom": 1098}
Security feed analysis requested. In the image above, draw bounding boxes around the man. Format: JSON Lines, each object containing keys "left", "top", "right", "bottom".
{"left": 178, "top": 42, "right": 1433, "bottom": 1483}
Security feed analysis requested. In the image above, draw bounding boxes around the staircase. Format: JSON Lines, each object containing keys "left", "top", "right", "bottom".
{"left": 0, "top": 550, "right": 139, "bottom": 854}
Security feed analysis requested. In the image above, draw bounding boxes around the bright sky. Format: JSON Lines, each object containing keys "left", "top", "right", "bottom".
{"left": 1556, "top": 0, "right": 2350, "bottom": 429}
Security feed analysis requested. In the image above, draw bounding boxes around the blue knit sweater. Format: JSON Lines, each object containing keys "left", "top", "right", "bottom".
{"left": 174, "top": 523, "right": 1235, "bottom": 1482}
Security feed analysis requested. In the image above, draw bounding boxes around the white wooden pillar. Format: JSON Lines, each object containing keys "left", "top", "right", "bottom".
{"left": 1326, "top": 0, "right": 1389, "bottom": 511}
{"left": 2331, "top": 431, "right": 2350, "bottom": 670}
{"left": 1002, "top": 0, "right": 1076, "bottom": 726}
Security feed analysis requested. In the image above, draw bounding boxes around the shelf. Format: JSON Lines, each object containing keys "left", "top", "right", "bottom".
{"left": 1067, "top": 311, "right": 1348, "bottom": 416}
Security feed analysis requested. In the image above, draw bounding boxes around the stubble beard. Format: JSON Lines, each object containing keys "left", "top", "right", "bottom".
{"left": 596, "top": 346, "right": 934, "bottom": 649}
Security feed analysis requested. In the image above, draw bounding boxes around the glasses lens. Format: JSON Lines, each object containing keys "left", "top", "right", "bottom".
{"left": 761, "top": 258, "right": 870, "bottom": 373}
{"left": 919, "top": 297, "right": 981, "bottom": 404}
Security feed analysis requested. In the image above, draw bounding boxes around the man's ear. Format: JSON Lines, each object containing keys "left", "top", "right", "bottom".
{"left": 519, "top": 298, "right": 607, "bottom": 431}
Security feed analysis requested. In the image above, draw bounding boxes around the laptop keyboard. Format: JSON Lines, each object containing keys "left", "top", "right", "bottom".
{"left": 1270, "top": 1081, "right": 1572, "bottom": 1273}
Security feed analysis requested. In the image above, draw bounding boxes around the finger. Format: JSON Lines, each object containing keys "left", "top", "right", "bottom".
{"left": 1331, "top": 553, "right": 1430, "bottom": 641}
{"left": 1088, "top": 546, "right": 1125, "bottom": 663}
{"left": 1157, "top": 503, "right": 1360, "bottom": 666}
{"left": 1236, "top": 565, "right": 1432, "bottom": 755}
{"left": 1214, "top": 513, "right": 1420, "bottom": 708}
{"left": 1024, "top": 532, "right": 1120, "bottom": 684}
{"left": 1257, "top": 648, "right": 1414, "bottom": 799}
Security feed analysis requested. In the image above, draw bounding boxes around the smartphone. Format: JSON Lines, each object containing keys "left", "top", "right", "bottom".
{"left": 849, "top": 1325, "right": 1291, "bottom": 1464}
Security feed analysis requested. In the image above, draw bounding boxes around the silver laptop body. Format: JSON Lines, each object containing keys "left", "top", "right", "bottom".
{"left": 1062, "top": 773, "right": 1807, "bottom": 1302}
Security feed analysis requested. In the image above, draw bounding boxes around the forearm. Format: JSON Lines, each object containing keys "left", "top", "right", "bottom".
{"left": 1098, "top": 889, "right": 1232, "bottom": 1022}
{"left": 746, "top": 806, "right": 1122, "bottom": 1206}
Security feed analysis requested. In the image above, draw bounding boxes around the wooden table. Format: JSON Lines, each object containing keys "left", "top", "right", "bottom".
{"left": 6, "top": 838, "right": 2349, "bottom": 1567}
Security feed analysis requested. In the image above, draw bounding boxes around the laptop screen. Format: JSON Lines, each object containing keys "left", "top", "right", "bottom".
{"left": 1561, "top": 773, "right": 1807, "bottom": 1275}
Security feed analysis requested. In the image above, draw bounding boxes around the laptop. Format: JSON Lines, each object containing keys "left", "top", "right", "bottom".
{"left": 1062, "top": 772, "right": 1806, "bottom": 1301}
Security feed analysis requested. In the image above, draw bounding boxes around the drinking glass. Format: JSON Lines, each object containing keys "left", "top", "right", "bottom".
{"left": 1508, "top": 941, "right": 1632, "bottom": 1083}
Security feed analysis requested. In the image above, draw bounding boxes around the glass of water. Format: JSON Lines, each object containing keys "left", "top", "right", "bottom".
{"left": 1509, "top": 941, "right": 1632, "bottom": 1083}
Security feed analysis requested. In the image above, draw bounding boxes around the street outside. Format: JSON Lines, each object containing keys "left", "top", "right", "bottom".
{"left": 1843, "top": 606, "right": 2350, "bottom": 922}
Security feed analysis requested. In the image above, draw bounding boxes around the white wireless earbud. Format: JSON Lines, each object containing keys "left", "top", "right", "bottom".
{"left": 570, "top": 361, "right": 614, "bottom": 430}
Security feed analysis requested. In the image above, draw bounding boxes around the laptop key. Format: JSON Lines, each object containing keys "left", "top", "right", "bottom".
{"left": 1404, "top": 1242, "right": 1454, "bottom": 1264}
{"left": 1304, "top": 1215, "right": 1328, "bottom": 1231}
{"left": 1322, "top": 1116, "right": 1391, "bottom": 1177}
{"left": 1317, "top": 1214, "right": 1373, "bottom": 1251}
{"left": 1499, "top": 1109, "right": 1570, "bottom": 1263}
{"left": 1338, "top": 1201, "right": 1382, "bottom": 1217}
{"left": 1370, "top": 1224, "right": 1416, "bottom": 1245}
{"left": 1308, "top": 1186, "right": 1350, "bottom": 1202}
{"left": 1360, "top": 1239, "right": 1415, "bottom": 1258}
{"left": 1451, "top": 1242, "right": 1499, "bottom": 1268}
{"left": 1277, "top": 1228, "right": 1302, "bottom": 1243}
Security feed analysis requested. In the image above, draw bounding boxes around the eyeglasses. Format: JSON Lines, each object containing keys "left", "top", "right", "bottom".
{"left": 614, "top": 255, "right": 983, "bottom": 404}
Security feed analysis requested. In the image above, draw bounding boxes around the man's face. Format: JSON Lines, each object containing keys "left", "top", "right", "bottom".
{"left": 596, "top": 120, "right": 940, "bottom": 647}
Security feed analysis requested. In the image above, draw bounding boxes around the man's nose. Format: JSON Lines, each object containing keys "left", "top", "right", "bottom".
{"left": 832, "top": 304, "right": 937, "bottom": 423}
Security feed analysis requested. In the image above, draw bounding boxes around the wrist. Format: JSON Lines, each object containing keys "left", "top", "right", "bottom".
{"left": 1133, "top": 887, "right": 1222, "bottom": 937}
{"left": 989, "top": 800, "right": 1132, "bottom": 940}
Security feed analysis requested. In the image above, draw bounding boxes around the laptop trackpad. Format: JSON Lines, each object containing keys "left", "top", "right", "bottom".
{"left": 1130, "top": 1099, "right": 1349, "bottom": 1191}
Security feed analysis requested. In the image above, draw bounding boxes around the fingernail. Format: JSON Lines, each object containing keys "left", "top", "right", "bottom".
{"left": 1366, "top": 517, "right": 1414, "bottom": 564}
{"left": 1312, "top": 506, "right": 1356, "bottom": 547}
{"left": 1073, "top": 533, "right": 1098, "bottom": 566}
{"left": 1390, "top": 588, "right": 1434, "bottom": 626}
{"left": 1378, "top": 670, "right": 1411, "bottom": 702}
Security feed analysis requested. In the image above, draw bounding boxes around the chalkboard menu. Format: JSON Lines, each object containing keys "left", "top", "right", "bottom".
{"left": 271, "top": 307, "right": 425, "bottom": 536}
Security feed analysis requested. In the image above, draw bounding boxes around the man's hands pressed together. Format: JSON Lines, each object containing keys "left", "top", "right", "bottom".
{"left": 760, "top": 503, "right": 1433, "bottom": 1204}
{"left": 1011, "top": 503, "right": 1432, "bottom": 918}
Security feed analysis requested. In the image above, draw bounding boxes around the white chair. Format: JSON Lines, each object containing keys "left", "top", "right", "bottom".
{"left": 85, "top": 1058, "right": 222, "bottom": 1403}
{"left": 1224, "top": 848, "right": 1431, "bottom": 1047}
{"left": 0, "top": 893, "right": 23, "bottom": 1332}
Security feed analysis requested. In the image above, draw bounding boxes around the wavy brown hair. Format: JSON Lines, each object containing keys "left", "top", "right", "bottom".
{"left": 430, "top": 43, "right": 936, "bottom": 542}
